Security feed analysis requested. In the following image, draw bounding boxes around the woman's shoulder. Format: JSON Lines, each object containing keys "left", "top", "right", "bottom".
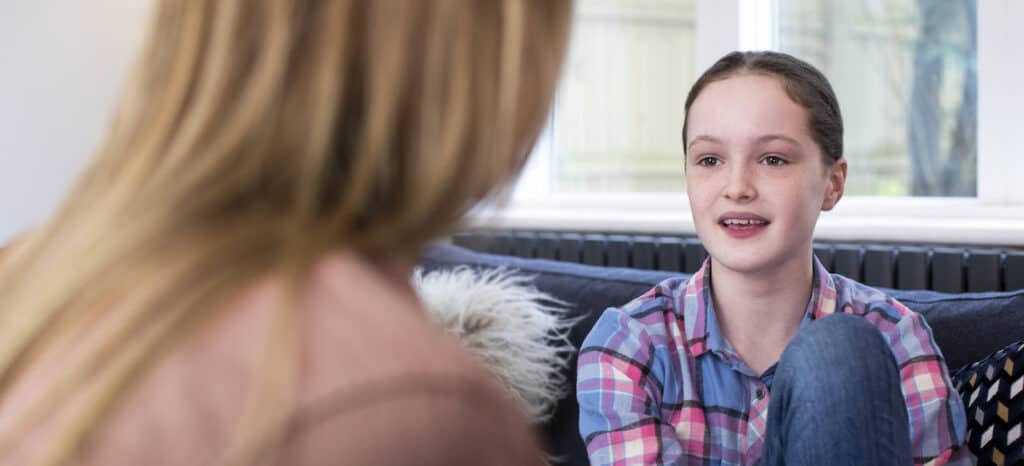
{"left": 172, "top": 250, "right": 485, "bottom": 393}
{"left": 299, "top": 251, "right": 492, "bottom": 386}
{"left": 181, "top": 249, "right": 498, "bottom": 397}
{"left": 58, "top": 252, "right": 528, "bottom": 465}
{"left": 278, "top": 252, "right": 542, "bottom": 465}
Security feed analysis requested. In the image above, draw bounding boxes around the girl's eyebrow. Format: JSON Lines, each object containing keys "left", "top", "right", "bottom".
{"left": 755, "top": 134, "right": 801, "bottom": 146}
{"left": 686, "top": 135, "right": 723, "bottom": 151}
{"left": 687, "top": 134, "right": 800, "bottom": 151}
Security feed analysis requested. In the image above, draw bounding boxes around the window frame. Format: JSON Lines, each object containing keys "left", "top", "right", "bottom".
{"left": 473, "top": 0, "right": 1024, "bottom": 247}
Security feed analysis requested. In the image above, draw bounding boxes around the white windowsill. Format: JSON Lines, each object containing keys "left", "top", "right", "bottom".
{"left": 467, "top": 194, "right": 1024, "bottom": 248}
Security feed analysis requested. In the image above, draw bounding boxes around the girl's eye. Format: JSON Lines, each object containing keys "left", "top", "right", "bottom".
{"left": 761, "top": 154, "right": 788, "bottom": 166}
{"left": 696, "top": 156, "right": 721, "bottom": 167}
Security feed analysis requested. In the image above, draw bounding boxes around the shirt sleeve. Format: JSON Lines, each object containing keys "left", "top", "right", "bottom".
{"left": 576, "top": 304, "right": 684, "bottom": 466}
{"left": 868, "top": 299, "right": 973, "bottom": 466}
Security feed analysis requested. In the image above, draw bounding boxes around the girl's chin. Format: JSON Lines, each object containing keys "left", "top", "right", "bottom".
{"left": 706, "top": 247, "right": 786, "bottom": 275}
{"left": 707, "top": 242, "right": 814, "bottom": 276}
{"left": 710, "top": 256, "right": 775, "bottom": 274}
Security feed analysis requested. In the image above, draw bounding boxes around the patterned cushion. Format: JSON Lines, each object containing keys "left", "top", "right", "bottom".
{"left": 952, "top": 340, "right": 1024, "bottom": 466}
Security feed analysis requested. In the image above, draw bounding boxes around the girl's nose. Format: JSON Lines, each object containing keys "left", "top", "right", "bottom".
{"left": 723, "top": 164, "right": 756, "bottom": 202}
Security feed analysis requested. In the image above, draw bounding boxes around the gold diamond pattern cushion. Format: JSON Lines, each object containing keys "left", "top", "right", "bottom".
{"left": 953, "top": 340, "right": 1024, "bottom": 466}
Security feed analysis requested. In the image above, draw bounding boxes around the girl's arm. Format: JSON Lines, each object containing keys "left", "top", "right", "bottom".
{"left": 866, "top": 299, "right": 973, "bottom": 466}
{"left": 577, "top": 305, "right": 685, "bottom": 466}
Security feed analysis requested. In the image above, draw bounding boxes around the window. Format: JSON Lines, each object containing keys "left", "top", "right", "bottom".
{"left": 488, "top": 0, "right": 1024, "bottom": 246}
{"left": 548, "top": 0, "right": 696, "bottom": 193}
{"left": 778, "top": 0, "right": 977, "bottom": 197}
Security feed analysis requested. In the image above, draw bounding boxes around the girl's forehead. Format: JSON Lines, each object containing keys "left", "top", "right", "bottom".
{"left": 688, "top": 74, "right": 811, "bottom": 143}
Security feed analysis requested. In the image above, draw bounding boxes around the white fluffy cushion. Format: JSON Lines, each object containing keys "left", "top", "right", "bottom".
{"left": 413, "top": 266, "right": 575, "bottom": 423}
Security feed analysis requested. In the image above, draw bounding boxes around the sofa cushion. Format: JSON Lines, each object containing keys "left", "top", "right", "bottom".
{"left": 951, "top": 340, "right": 1024, "bottom": 466}
{"left": 419, "top": 243, "right": 1024, "bottom": 466}
{"left": 885, "top": 288, "right": 1024, "bottom": 371}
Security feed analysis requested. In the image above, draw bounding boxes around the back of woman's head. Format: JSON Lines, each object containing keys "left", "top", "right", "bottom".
{"left": 0, "top": 1, "right": 572, "bottom": 463}
{"left": 105, "top": 0, "right": 571, "bottom": 256}
{"left": 682, "top": 50, "right": 843, "bottom": 164}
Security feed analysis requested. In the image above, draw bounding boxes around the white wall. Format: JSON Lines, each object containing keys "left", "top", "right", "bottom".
{"left": 0, "top": 1, "right": 152, "bottom": 242}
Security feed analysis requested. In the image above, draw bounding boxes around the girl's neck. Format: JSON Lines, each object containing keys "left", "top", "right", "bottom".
{"left": 708, "top": 250, "right": 815, "bottom": 374}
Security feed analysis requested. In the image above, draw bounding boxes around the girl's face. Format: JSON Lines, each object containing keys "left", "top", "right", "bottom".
{"left": 684, "top": 73, "right": 846, "bottom": 275}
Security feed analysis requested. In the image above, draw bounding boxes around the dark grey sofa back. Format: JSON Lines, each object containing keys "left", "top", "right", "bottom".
{"left": 453, "top": 231, "right": 1024, "bottom": 293}
{"left": 420, "top": 243, "right": 1024, "bottom": 466}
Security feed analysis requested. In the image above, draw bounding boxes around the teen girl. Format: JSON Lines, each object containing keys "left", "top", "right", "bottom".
{"left": 578, "top": 51, "right": 971, "bottom": 466}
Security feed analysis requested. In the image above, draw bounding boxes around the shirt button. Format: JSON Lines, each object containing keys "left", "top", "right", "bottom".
{"left": 755, "top": 388, "right": 766, "bottom": 400}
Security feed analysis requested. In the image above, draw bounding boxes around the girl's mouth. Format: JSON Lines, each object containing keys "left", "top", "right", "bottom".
{"left": 718, "top": 215, "right": 770, "bottom": 239}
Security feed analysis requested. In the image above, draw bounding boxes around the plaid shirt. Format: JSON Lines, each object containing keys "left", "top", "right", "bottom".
{"left": 577, "top": 258, "right": 972, "bottom": 466}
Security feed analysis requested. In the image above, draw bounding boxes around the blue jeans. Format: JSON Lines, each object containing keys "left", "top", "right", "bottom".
{"left": 758, "top": 313, "right": 912, "bottom": 466}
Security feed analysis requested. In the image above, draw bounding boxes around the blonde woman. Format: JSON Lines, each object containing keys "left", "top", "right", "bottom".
{"left": 0, "top": 1, "right": 571, "bottom": 465}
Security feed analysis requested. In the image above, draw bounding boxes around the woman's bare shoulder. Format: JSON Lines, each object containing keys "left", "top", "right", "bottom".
{"left": 297, "top": 252, "right": 490, "bottom": 385}
{"left": 5, "top": 251, "right": 529, "bottom": 466}
{"left": 277, "top": 252, "right": 544, "bottom": 465}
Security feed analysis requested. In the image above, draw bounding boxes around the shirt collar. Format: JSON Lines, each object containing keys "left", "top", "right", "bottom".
{"left": 681, "top": 255, "right": 838, "bottom": 358}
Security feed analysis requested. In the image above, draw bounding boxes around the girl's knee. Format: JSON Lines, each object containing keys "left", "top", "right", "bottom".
{"left": 793, "top": 312, "right": 885, "bottom": 353}
{"left": 777, "top": 313, "right": 895, "bottom": 381}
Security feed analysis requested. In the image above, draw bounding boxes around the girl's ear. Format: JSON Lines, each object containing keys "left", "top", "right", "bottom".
{"left": 822, "top": 158, "right": 847, "bottom": 211}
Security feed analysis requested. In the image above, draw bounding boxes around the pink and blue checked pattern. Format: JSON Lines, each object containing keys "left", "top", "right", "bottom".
{"left": 577, "top": 257, "right": 972, "bottom": 466}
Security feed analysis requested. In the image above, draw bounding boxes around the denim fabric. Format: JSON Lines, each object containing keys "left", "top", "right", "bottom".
{"left": 759, "top": 313, "right": 912, "bottom": 466}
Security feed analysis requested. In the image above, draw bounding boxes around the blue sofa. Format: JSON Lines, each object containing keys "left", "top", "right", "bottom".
{"left": 420, "top": 243, "right": 1024, "bottom": 466}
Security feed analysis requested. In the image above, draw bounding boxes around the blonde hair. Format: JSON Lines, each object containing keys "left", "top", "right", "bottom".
{"left": 0, "top": 0, "right": 571, "bottom": 464}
